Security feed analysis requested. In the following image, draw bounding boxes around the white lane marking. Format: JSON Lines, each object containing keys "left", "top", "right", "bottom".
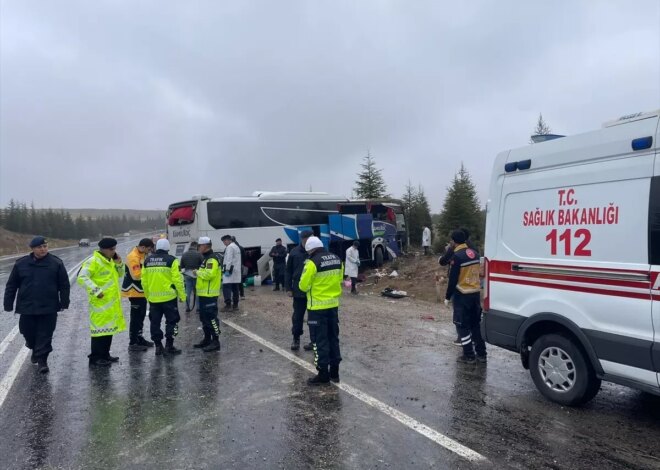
{"left": 0, "top": 326, "right": 19, "bottom": 357}
{"left": 0, "top": 258, "right": 85, "bottom": 410}
{"left": 222, "top": 319, "right": 487, "bottom": 463}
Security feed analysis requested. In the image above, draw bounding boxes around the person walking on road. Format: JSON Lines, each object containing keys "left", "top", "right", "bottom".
{"left": 192, "top": 236, "right": 222, "bottom": 352}
{"left": 269, "top": 238, "right": 287, "bottom": 291}
{"left": 78, "top": 238, "right": 125, "bottom": 367}
{"left": 345, "top": 241, "right": 360, "bottom": 295}
{"left": 422, "top": 226, "right": 432, "bottom": 255}
{"left": 180, "top": 241, "right": 204, "bottom": 313}
{"left": 221, "top": 235, "right": 241, "bottom": 311}
{"left": 299, "top": 236, "right": 344, "bottom": 385}
{"left": 3, "top": 236, "right": 70, "bottom": 374}
{"left": 142, "top": 239, "right": 186, "bottom": 356}
{"left": 121, "top": 238, "right": 155, "bottom": 352}
{"left": 285, "top": 230, "right": 315, "bottom": 351}
{"left": 444, "top": 229, "right": 486, "bottom": 364}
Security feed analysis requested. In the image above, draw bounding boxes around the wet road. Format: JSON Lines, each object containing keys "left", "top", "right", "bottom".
{"left": 1, "top": 245, "right": 659, "bottom": 469}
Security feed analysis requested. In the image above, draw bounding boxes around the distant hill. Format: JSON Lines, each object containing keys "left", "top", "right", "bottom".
{"left": 56, "top": 209, "right": 165, "bottom": 220}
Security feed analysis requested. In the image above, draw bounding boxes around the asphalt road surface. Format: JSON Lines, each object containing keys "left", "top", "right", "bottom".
{"left": 1, "top": 243, "right": 659, "bottom": 469}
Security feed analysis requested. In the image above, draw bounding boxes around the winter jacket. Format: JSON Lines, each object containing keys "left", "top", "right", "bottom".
{"left": 445, "top": 244, "right": 481, "bottom": 300}
{"left": 121, "top": 247, "right": 146, "bottom": 298}
{"left": 285, "top": 245, "right": 308, "bottom": 298}
{"left": 4, "top": 253, "right": 70, "bottom": 315}
{"left": 222, "top": 242, "right": 242, "bottom": 284}
{"left": 180, "top": 248, "right": 204, "bottom": 271}
{"left": 269, "top": 244, "right": 287, "bottom": 266}
{"left": 299, "top": 249, "right": 343, "bottom": 311}
{"left": 344, "top": 246, "right": 360, "bottom": 278}
{"left": 196, "top": 250, "right": 221, "bottom": 298}
{"left": 77, "top": 251, "right": 125, "bottom": 337}
{"left": 142, "top": 250, "right": 186, "bottom": 303}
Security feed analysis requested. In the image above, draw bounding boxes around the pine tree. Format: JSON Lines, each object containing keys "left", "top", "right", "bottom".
{"left": 531, "top": 113, "right": 551, "bottom": 143}
{"left": 436, "top": 164, "right": 483, "bottom": 250}
{"left": 354, "top": 151, "right": 388, "bottom": 199}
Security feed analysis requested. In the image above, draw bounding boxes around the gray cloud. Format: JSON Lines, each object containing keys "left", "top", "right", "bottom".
{"left": 1, "top": 1, "right": 658, "bottom": 211}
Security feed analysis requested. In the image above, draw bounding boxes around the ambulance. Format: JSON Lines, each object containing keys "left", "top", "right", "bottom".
{"left": 483, "top": 110, "right": 660, "bottom": 406}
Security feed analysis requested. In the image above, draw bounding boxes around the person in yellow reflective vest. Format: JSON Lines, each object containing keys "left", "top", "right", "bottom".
{"left": 298, "top": 236, "right": 344, "bottom": 385}
{"left": 142, "top": 239, "right": 186, "bottom": 356}
{"left": 121, "top": 237, "right": 155, "bottom": 352}
{"left": 77, "top": 238, "right": 126, "bottom": 367}
{"left": 192, "top": 236, "right": 222, "bottom": 352}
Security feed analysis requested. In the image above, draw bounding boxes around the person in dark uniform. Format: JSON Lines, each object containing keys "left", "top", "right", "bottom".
{"left": 444, "top": 229, "right": 486, "bottom": 364}
{"left": 284, "top": 230, "right": 315, "bottom": 351}
{"left": 269, "top": 238, "right": 287, "bottom": 291}
{"left": 4, "top": 236, "right": 70, "bottom": 374}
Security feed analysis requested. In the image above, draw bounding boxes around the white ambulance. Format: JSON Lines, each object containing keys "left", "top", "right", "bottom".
{"left": 483, "top": 110, "right": 660, "bottom": 406}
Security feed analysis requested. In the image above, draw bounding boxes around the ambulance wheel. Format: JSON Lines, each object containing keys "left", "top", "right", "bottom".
{"left": 374, "top": 247, "right": 384, "bottom": 267}
{"left": 529, "top": 333, "right": 601, "bottom": 406}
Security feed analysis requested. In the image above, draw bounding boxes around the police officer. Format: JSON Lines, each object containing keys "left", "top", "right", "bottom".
{"left": 192, "top": 236, "right": 222, "bottom": 352}
{"left": 285, "top": 230, "right": 315, "bottom": 351}
{"left": 142, "top": 239, "right": 186, "bottom": 356}
{"left": 78, "top": 237, "right": 126, "bottom": 366}
{"left": 121, "top": 238, "right": 155, "bottom": 351}
{"left": 299, "top": 236, "right": 344, "bottom": 385}
{"left": 444, "top": 229, "right": 487, "bottom": 364}
{"left": 4, "top": 236, "right": 70, "bottom": 374}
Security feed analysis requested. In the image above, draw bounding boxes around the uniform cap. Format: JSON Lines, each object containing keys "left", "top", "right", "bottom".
{"left": 29, "top": 236, "right": 47, "bottom": 248}
{"left": 98, "top": 238, "right": 117, "bottom": 249}
{"left": 305, "top": 236, "right": 323, "bottom": 252}
{"left": 156, "top": 239, "right": 170, "bottom": 251}
{"left": 198, "top": 236, "right": 211, "bottom": 245}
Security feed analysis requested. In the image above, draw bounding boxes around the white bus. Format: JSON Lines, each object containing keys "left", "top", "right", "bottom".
{"left": 166, "top": 192, "right": 349, "bottom": 274}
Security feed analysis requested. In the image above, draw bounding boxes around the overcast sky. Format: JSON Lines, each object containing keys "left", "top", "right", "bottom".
{"left": 1, "top": 1, "right": 659, "bottom": 212}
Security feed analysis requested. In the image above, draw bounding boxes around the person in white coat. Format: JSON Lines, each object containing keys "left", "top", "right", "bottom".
{"left": 422, "top": 226, "right": 432, "bottom": 255}
{"left": 221, "top": 235, "right": 242, "bottom": 311}
{"left": 345, "top": 241, "right": 360, "bottom": 294}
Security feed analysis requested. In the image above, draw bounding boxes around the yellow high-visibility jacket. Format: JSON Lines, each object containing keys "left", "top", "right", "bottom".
{"left": 299, "top": 249, "right": 343, "bottom": 310}
{"left": 142, "top": 250, "right": 186, "bottom": 303}
{"left": 196, "top": 251, "right": 221, "bottom": 297}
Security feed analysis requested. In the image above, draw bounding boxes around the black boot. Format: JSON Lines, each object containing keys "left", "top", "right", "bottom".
{"left": 303, "top": 342, "right": 314, "bottom": 351}
{"left": 128, "top": 341, "right": 148, "bottom": 352}
{"left": 291, "top": 336, "right": 300, "bottom": 351}
{"left": 37, "top": 356, "right": 49, "bottom": 374}
{"left": 137, "top": 336, "right": 154, "bottom": 348}
{"left": 30, "top": 352, "right": 38, "bottom": 364}
{"left": 203, "top": 337, "right": 221, "bottom": 352}
{"left": 329, "top": 364, "right": 340, "bottom": 383}
{"left": 165, "top": 338, "right": 182, "bottom": 355}
{"left": 89, "top": 358, "right": 112, "bottom": 367}
{"left": 193, "top": 334, "right": 211, "bottom": 349}
{"left": 155, "top": 341, "right": 165, "bottom": 356}
{"left": 307, "top": 367, "right": 330, "bottom": 385}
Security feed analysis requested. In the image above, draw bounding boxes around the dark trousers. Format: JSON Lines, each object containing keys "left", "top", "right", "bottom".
{"left": 19, "top": 313, "right": 57, "bottom": 359}
{"left": 308, "top": 308, "right": 341, "bottom": 370}
{"left": 223, "top": 283, "right": 240, "bottom": 307}
{"left": 199, "top": 296, "right": 221, "bottom": 339}
{"left": 128, "top": 297, "right": 148, "bottom": 344}
{"left": 292, "top": 296, "right": 315, "bottom": 341}
{"left": 273, "top": 264, "right": 285, "bottom": 288}
{"left": 89, "top": 335, "right": 113, "bottom": 360}
{"left": 149, "top": 299, "right": 180, "bottom": 342}
{"left": 350, "top": 277, "right": 358, "bottom": 293}
{"left": 453, "top": 293, "right": 486, "bottom": 358}
{"left": 239, "top": 277, "right": 246, "bottom": 298}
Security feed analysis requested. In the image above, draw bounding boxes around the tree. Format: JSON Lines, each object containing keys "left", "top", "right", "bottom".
{"left": 436, "top": 164, "right": 483, "bottom": 251}
{"left": 354, "top": 151, "right": 388, "bottom": 199}
{"left": 531, "top": 113, "right": 551, "bottom": 143}
{"left": 400, "top": 182, "right": 433, "bottom": 249}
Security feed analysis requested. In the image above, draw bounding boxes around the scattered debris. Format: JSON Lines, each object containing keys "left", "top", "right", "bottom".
{"left": 381, "top": 288, "right": 407, "bottom": 299}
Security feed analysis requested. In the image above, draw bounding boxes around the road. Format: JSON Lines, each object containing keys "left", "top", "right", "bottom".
{"left": 1, "top": 243, "right": 659, "bottom": 469}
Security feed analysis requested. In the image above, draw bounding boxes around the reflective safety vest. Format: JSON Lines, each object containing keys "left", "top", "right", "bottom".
{"left": 299, "top": 249, "right": 343, "bottom": 311}
{"left": 121, "top": 247, "right": 146, "bottom": 298}
{"left": 196, "top": 251, "right": 221, "bottom": 297}
{"left": 77, "top": 251, "right": 126, "bottom": 337}
{"left": 142, "top": 250, "right": 186, "bottom": 303}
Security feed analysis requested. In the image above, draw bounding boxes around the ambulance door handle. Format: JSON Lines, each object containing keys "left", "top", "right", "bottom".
{"left": 511, "top": 264, "right": 522, "bottom": 272}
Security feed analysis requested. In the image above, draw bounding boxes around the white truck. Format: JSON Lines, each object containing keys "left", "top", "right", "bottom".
{"left": 483, "top": 110, "right": 660, "bottom": 405}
